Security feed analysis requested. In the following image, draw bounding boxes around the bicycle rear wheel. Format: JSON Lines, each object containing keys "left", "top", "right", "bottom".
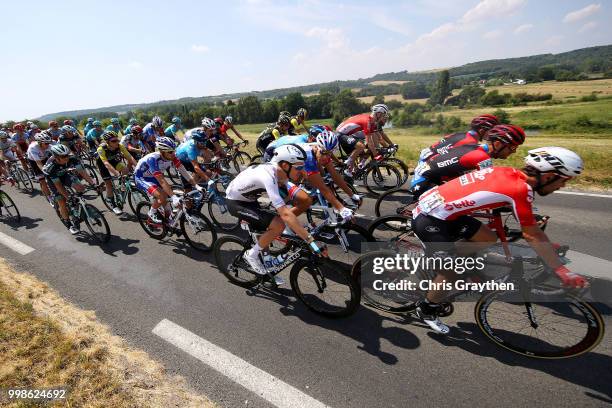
{"left": 0, "top": 191, "right": 21, "bottom": 224}
{"left": 180, "top": 212, "right": 217, "bottom": 252}
{"left": 475, "top": 290, "right": 605, "bottom": 358}
{"left": 232, "top": 151, "right": 252, "bottom": 173}
{"left": 316, "top": 223, "right": 375, "bottom": 268}
{"left": 135, "top": 201, "right": 167, "bottom": 239}
{"left": 214, "top": 235, "right": 261, "bottom": 288}
{"left": 365, "top": 163, "right": 401, "bottom": 197}
{"left": 82, "top": 204, "right": 111, "bottom": 243}
{"left": 374, "top": 188, "right": 415, "bottom": 218}
{"left": 128, "top": 187, "right": 148, "bottom": 215}
{"left": 290, "top": 258, "right": 360, "bottom": 318}
{"left": 16, "top": 168, "right": 34, "bottom": 193}
{"left": 207, "top": 192, "right": 240, "bottom": 231}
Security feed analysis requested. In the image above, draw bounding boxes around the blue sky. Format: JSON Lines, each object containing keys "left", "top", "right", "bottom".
{"left": 1, "top": 0, "right": 610, "bottom": 121}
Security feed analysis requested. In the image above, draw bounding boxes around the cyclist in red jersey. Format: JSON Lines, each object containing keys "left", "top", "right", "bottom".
{"left": 336, "top": 104, "right": 395, "bottom": 176}
{"left": 217, "top": 116, "right": 247, "bottom": 147}
{"left": 410, "top": 146, "right": 587, "bottom": 333}
{"left": 419, "top": 114, "right": 500, "bottom": 162}
{"left": 410, "top": 125, "right": 525, "bottom": 199}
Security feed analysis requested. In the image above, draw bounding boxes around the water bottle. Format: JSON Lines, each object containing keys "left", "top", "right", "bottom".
{"left": 262, "top": 252, "right": 275, "bottom": 269}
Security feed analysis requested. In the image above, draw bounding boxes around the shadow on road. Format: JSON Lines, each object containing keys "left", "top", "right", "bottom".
{"left": 157, "top": 238, "right": 214, "bottom": 263}
{"left": 427, "top": 321, "right": 612, "bottom": 404}
{"left": 75, "top": 234, "right": 140, "bottom": 256}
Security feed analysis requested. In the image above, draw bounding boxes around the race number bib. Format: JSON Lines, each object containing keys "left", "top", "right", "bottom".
{"left": 419, "top": 189, "right": 445, "bottom": 213}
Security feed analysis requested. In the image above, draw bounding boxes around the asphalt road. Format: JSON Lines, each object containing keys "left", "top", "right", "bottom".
{"left": 1, "top": 186, "right": 611, "bottom": 408}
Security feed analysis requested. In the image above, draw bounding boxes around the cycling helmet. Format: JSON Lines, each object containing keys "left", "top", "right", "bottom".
{"left": 371, "top": 104, "right": 389, "bottom": 116}
{"left": 201, "top": 117, "right": 216, "bottom": 130}
{"left": 93, "top": 120, "right": 102, "bottom": 126}
{"left": 192, "top": 130, "right": 206, "bottom": 143}
{"left": 13, "top": 123, "right": 25, "bottom": 131}
{"left": 60, "top": 125, "right": 74, "bottom": 134}
{"left": 297, "top": 108, "right": 307, "bottom": 118}
{"left": 0, "top": 131, "right": 8, "bottom": 139}
{"left": 48, "top": 120, "right": 58, "bottom": 127}
{"left": 214, "top": 117, "right": 224, "bottom": 126}
{"left": 131, "top": 125, "right": 143, "bottom": 135}
{"left": 152, "top": 116, "right": 163, "bottom": 128}
{"left": 63, "top": 119, "right": 73, "bottom": 126}
{"left": 87, "top": 117, "right": 94, "bottom": 123}
{"left": 525, "top": 147, "right": 583, "bottom": 177}
{"left": 308, "top": 124, "right": 326, "bottom": 138}
{"left": 171, "top": 116, "right": 181, "bottom": 124}
{"left": 129, "top": 118, "right": 138, "bottom": 125}
{"left": 271, "top": 144, "right": 307, "bottom": 164}
{"left": 315, "top": 130, "right": 339, "bottom": 152}
{"left": 485, "top": 124, "right": 525, "bottom": 146}
{"left": 111, "top": 117, "right": 120, "bottom": 124}
{"left": 471, "top": 114, "right": 500, "bottom": 133}
{"left": 155, "top": 137, "right": 176, "bottom": 152}
{"left": 50, "top": 144, "right": 71, "bottom": 157}
{"left": 277, "top": 113, "right": 291, "bottom": 126}
{"left": 35, "top": 132, "right": 53, "bottom": 143}
{"left": 102, "top": 130, "right": 119, "bottom": 143}
{"left": 224, "top": 115, "right": 233, "bottom": 125}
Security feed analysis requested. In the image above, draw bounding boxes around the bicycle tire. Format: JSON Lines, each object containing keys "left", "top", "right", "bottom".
{"left": 0, "top": 191, "right": 21, "bottom": 224}
{"left": 82, "top": 204, "right": 111, "bottom": 243}
{"left": 97, "top": 182, "right": 117, "bottom": 211}
{"left": 207, "top": 192, "right": 240, "bottom": 231}
{"left": 135, "top": 201, "right": 167, "bottom": 239}
{"left": 374, "top": 188, "right": 415, "bottom": 218}
{"left": 128, "top": 187, "right": 148, "bottom": 216}
{"left": 290, "top": 257, "right": 360, "bottom": 318}
{"left": 214, "top": 235, "right": 261, "bottom": 288}
{"left": 475, "top": 290, "right": 605, "bottom": 359}
{"left": 384, "top": 157, "right": 410, "bottom": 186}
{"left": 249, "top": 155, "right": 263, "bottom": 166}
{"left": 367, "top": 214, "right": 415, "bottom": 243}
{"left": 84, "top": 164, "right": 99, "bottom": 186}
{"left": 232, "top": 151, "right": 252, "bottom": 173}
{"left": 315, "top": 223, "right": 375, "bottom": 268}
{"left": 16, "top": 168, "right": 34, "bottom": 193}
{"left": 180, "top": 212, "right": 217, "bottom": 252}
{"left": 364, "top": 163, "right": 401, "bottom": 197}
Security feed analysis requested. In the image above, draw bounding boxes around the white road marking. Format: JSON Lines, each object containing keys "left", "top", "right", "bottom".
{"left": 0, "top": 231, "right": 35, "bottom": 255}
{"left": 152, "top": 319, "right": 330, "bottom": 408}
{"left": 567, "top": 250, "right": 612, "bottom": 280}
{"left": 555, "top": 191, "right": 612, "bottom": 198}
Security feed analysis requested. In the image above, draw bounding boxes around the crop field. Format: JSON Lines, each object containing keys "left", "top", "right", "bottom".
{"left": 483, "top": 78, "right": 612, "bottom": 100}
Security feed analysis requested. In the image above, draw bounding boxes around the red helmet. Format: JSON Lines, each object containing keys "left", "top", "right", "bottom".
{"left": 13, "top": 123, "right": 25, "bottom": 131}
{"left": 48, "top": 120, "right": 58, "bottom": 127}
{"left": 131, "top": 125, "right": 143, "bottom": 135}
{"left": 485, "top": 124, "right": 525, "bottom": 146}
{"left": 470, "top": 114, "right": 499, "bottom": 133}
{"left": 214, "top": 117, "right": 224, "bottom": 126}
{"left": 63, "top": 119, "right": 73, "bottom": 126}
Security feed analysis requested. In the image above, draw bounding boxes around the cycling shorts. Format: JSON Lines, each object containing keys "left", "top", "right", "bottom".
{"left": 135, "top": 176, "right": 161, "bottom": 198}
{"left": 338, "top": 132, "right": 365, "bottom": 155}
{"left": 226, "top": 199, "right": 276, "bottom": 232}
{"left": 411, "top": 213, "right": 482, "bottom": 254}
{"left": 28, "top": 159, "right": 45, "bottom": 180}
{"left": 256, "top": 133, "right": 275, "bottom": 154}
{"left": 47, "top": 174, "right": 82, "bottom": 201}
{"left": 96, "top": 158, "right": 126, "bottom": 181}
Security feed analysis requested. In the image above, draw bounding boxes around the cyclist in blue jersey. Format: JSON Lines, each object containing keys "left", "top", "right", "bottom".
{"left": 175, "top": 131, "right": 215, "bottom": 192}
{"left": 47, "top": 121, "right": 62, "bottom": 141}
{"left": 105, "top": 118, "right": 123, "bottom": 135}
{"left": 164, "top": 116, "right": 182, "bottom": 140}
{"left": 83, "top": 118, "right": 95, "bottom": 136}
{"left": 85, "top": 121, "right": 104, "bottom": 151}
{"left": 142, "top": 116, "right": 165, "bottom": 151}
{"left": 134, "top": 137, "right": 203, "bottom": 223}
{"left": 124, "top": 118, "right": 139, "bottom": 136}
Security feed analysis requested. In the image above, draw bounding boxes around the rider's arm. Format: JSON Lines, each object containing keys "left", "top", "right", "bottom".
{"left": 307, "top": 172, "right": 344, "bottom": 211}
{"left": 175, "top": 160, "right": 198, "bottom": 187}
{"left": 53, "top": 178, "right": 70, "bottom": 200}
{"left": 190, "top": 159, "right": 210, "bottom": 182}
{"left": 365, "top": 132, "right": 377, "bottom": 155}
{"left": 230, "top": 127, "right": 245, "bottom": 141}
{"left": 277, "top": 205, "right": 311, "bottom": 241}
{"left": 324, "top": 160, "right": 355, "bottom": 198}
{"left": 521, "top": 225, "right": 563, "bottom": 270}
{"left": 98, "top": 148, "right": 120, "bottom": 176}
{"left": 379, "top": 130, "right": 392, "bottom": 146}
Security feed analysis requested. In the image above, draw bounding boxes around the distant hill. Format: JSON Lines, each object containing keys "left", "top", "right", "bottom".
{"left": 37, "top": 44, "right": 611, "bottom": 121}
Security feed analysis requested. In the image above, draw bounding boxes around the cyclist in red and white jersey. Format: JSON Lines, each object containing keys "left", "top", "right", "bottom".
{"left": 336, "top": 104, "right": 395, "bottom": 176}
{"left": 419, "top": 114, "right": 500, "bottom": 162}
{"left": 411, "top": 146, "right": 587, "bottom": 333}
{"left": 217, "top": 116, "right": 247, "bottom": 147}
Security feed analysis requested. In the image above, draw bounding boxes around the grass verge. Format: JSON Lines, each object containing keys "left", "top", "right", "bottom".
{"left": 0, "top": 259, "right": 215, "bottom": 408}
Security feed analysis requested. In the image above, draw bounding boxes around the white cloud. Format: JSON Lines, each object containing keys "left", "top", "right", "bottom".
{"left": 545, "top": 35, "right": 564, "bottom": 46}
{"left": 461, "top": 0, "right": 526, "bottom": 23}
{"left": 375, "top": 13, "right": 412, "bottom": 36}
{"left": 305, "top": 27, "right": 347, "bottom": 49}
{"left": 578, "top": 21, "right": 598, "bottom": 33}
{"left": 483, "top": 30, "right": 502, "bottom": 40}
{"left": 191, "top": 44, "right": 210, "bottom": 53}
{"left": 563, "top": 3, "right": 601, "bottom": 23}
{"left": 127, "top": 61, "right": 142, "bottom": 69}
{"left": 513, "top": 23, "right": 533, "bottom": 34}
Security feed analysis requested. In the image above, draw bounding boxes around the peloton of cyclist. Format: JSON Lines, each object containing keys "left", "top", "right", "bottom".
{"left": 47, "top": 121, "right": 62, "bottom": 141}
{"left": 85, "top": 121, "right": 104, "bottom": 151}
{"left": 105, "top": 118, "right": 123, "bottom": 135}
{"left": 124, "top": 118, "right": 139, "bottom": 136}
{"left": 27, "top": 132, "right": 54, "bottom": 202}
{"left": 255, "top": 113, "right": 293, "bottom": 154}
{"left": 142, "top": 116, "right": 165, "bottom": 151}
{"left": 290, "top": 108, "right": 309, "bottom": 135}
{"left": 1, "top": 130, "right": 29, "bottom": 171}
{"left": 164, "top": 116, "right": 183, "bottom": 140}
{"left": 58, "top": 125, "right": 84, "bottom": 154}
{"left": 411, "top": 146, "right": 588, "bottom": 334}
{"left": 120, "top": 125, "right": 147, "bottom": 159}
{"left": 11, "top": 123, "right": 31, "bottom": 156}
{"left": 83, "top": 118, "right": 96, "bottom": 136}
{"left": 217, "top": 115, "right": 247, "bottom": 147}
{"left": 175, "top": 129, "right": 215, "bottom": 192}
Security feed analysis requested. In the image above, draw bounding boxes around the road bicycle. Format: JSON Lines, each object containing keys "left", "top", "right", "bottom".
{"left": 353, "top": 243, "right": 604, "bottom": 359}
{"left": 213, "top": 219, "right": 361, "bottom": 318}
{"left": 52, "top": 183, "right": 110, "bottom": 243}
{"left": 135, "top": 190, "right": 217, "bottom": 252}
{"left": 98, "top": 174, "right": 149, "bottom": 216}
{"left": 0, "top": 186, "right": 21, "bottom": 223}
{"left": 5, "top": 160, "right": 33, "bottom": 193}
{"left": 339, "top": 153, "right": 402, "bottom": 198}
{"left": 221, "top": 140, "right": 252, "bottom": 174}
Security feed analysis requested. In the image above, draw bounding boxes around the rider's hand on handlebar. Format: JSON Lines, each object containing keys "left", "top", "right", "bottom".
{"left": 554, "top": 266, "right": 588, "bottom": 288}
{"left": 170, "top": 194, "right": 181, "bottom": 208}
{"left": 350, "top": 193, "right": 363, "bottom": 207}
{"left": 337, "top": 207, "right": 354, "bottom": 223}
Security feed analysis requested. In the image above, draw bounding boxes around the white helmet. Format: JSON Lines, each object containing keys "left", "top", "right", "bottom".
{"left": 371, "top": 104, "right": 389, "bottom": 116}
{"left": 201, "top": 117, "right": 216, "bottom": 130}
{"left": 271, "top": 144, "right": 306, "bottom": 164}
{"left": 35, "top": 132, "right": 53, "bottom": 143}
{"left": 152, "top": 116, "right": 164, "bottom": 128}
{"left": 525, "top": 147, "right": 583, "bottom": 177}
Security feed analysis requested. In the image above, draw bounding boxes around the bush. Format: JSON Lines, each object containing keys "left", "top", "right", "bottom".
{"left": 493, "top": 109, "right": 511, "bottom": 124}
{"left": 481, "top": 90, "right": 512, "bottom": 106}
{"left": 386, "top": 100, "right": 404, "bottom": 110}
{"left": 555, "top": 70, "right": 577, "bottom": 81}
{"left": 574, "top": 115, "right": 592, "bottom": 127}
{"left": 580, "top": 93, "right": 598, "bottom": 102}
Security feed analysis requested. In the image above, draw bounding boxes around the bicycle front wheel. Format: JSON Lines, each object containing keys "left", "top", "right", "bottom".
{"left": 290, "top": 258, "right": 360, "bottom": 318}
{"left": 316, "top": 223, "right": 375, "bottom": 268}
{"left": 475, "top": 290, "right": 605, "bottom": 358}
{"left": 365, "top": 163, "right": 401, "bottom": 197}
{"left": 180, "top": 212, "right": 217, "bottom": 252}
{"left": 207, "top": 192, "right": 240, "bottom": 231}
{"left": 232, "top": 151, "right": 252, "bottom": 173}
{"left": 0, "top": 191, "right": 21, "bottom": 224}
{"left": 214, "top": 235, "right": 261, "bottom": 288}
{"left": 374, "top": 188, "right": 415, "bottom": 218}
{"left": 16, "top": 168, "right": 34, "bottom": 193}
{"left": 135, "top": 201, "right": 167, "bottom": 239}
{"left": 82, "top": 204, "right": 110, "bottom": 243}
{"left": 128, "top": 187, "right": 148, "bottom": 215}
